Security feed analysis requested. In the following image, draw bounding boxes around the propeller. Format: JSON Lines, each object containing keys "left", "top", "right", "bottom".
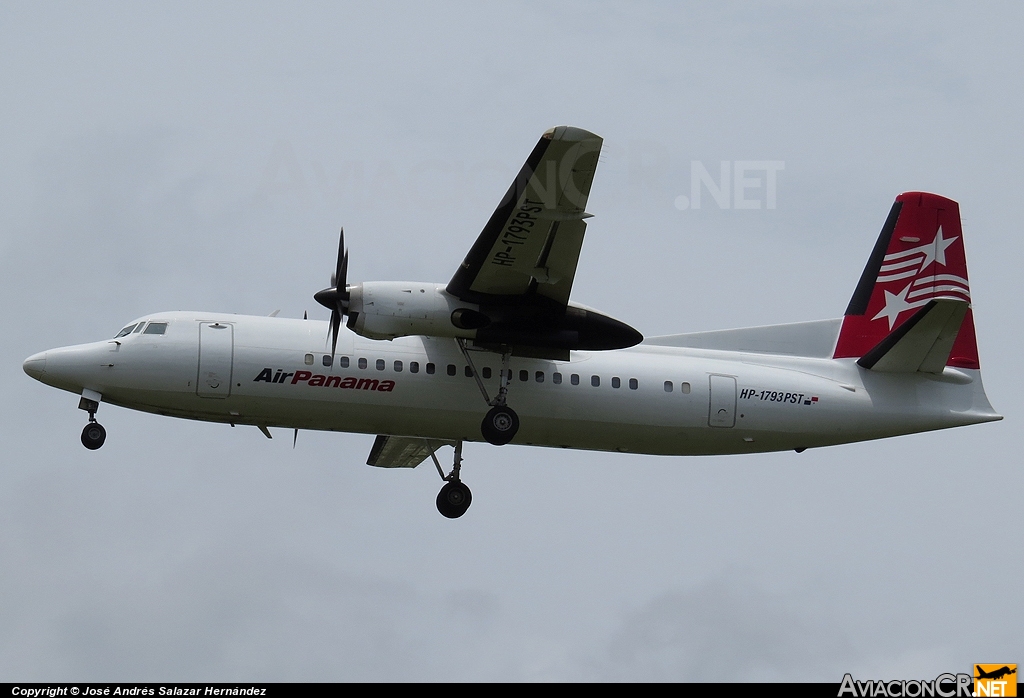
{"left": 313, "top": 227, "right": 350, "bottom": 358}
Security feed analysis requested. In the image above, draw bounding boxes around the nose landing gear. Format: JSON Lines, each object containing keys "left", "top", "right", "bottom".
{"left": 78, "top": 391, "right": 106, "bottom": 450}
{"left": 81, "top": 421, "right": 106, "bottom": 450}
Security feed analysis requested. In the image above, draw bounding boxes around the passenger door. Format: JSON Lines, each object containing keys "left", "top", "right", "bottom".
{"left": 708, "top": 374, "right": 736, "bottom": 428}
{"left": 197, "top": 322, "right": 233, "bottom": 398}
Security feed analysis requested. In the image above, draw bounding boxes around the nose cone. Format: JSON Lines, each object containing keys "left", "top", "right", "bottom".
{"left": 23, "top": 351, "right": 47, "bottom": 380}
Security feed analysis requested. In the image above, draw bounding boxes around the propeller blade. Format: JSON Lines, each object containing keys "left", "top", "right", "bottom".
{"left": 339, "top": 249, "right": 349, "bottom": 300}
{"left": 329, "top": 308, "right": 341, "bottom": 357}
{"left": 333, "top": 227, "right": 347, "bottom": 295}
{"left": 316, "top": 224, "right": 351, "bottom": 358}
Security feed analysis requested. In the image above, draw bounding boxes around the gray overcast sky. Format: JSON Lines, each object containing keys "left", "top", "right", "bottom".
{"left": 1, "top": 1, "right": 1020, "bottom": 682}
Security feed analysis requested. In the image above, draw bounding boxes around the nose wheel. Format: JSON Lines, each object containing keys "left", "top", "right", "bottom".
{"left": 78, "top": 392, "right": 106, "bottom": 450}
{"left": 81, "top": 421, "right": 106, "bottom": 450}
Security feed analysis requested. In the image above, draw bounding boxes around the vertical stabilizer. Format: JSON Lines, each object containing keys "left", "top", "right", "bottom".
{"left": 833, "top": 192, "right": 980, "bottom": 369}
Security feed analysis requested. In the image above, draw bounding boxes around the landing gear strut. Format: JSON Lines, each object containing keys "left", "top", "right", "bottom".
{"left": 429, "top": 441, "right": 472, "bottom": 518}
{"left": 457, "top": 340, "right": 520, "bottom": 446}
{"left": 79, "top": 392, "right": 106, "bottom": 450}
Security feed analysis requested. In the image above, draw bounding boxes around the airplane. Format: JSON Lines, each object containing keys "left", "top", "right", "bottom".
{"left": 975, "top": 666, "right": 1016, "bottom": 681}
{"left": 22, "top": 125, "right": 1002, "bottom": 518}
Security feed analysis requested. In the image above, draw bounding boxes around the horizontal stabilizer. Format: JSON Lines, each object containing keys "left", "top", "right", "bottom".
{"left": 644, "top": 318, "right": 842, "bottom": 358}
{"left": 366, "top": 435, "right": 454, "bottom": 469}
{"left": 857, "top": 299, "right": 969, "bottom": 373}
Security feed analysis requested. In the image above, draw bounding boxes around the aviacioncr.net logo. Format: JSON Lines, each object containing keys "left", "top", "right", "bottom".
{"left": 974, "top": 665, "right": 1017, "bottom": 697}
{"left": 838, "top": 673, "right": 973, "bottom": 698}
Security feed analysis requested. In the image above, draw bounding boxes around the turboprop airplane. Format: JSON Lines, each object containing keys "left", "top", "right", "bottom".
{"left": 22, "top": 126, "right": 1001, "bottom": 518}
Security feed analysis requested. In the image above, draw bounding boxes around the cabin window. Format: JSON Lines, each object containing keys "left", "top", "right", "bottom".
{"left": 611, "top": 377, "right": 621, "bottom": 389}
{"left": 322, "top": 355, "right": 332, "bottom": 367}
{"left": 394, "top": 360, "right": 403, "bottom": 372}
{"left": 305, "top": 354, "right": 315, "bottom": 365}
{"left": 571, "top": 374, "right": 580, "bottom": 386}
{"left": 447, "top": 364, "right": 457, "bottom": 376}
{"left": 358, "top": 358, "right": 367, "bottom": 369}
{"left": 681, "top": 381, "right": 691, "bottom": 394}
{"left": 426, "top": 363, "right": 435, "bottom": 374}
{"left": 519, "top": 370, "right": 529, "bottom": 382}
{"left": 114, "top": 324, "right": 137, "bottom": 338}
{"left": 629, "top": 378, "right": 638, "bottom": 390}
{"left": 143, "top": 322, "right": 168, "bottom": 335}
{"left": 664, "top": 381, "right": 673, "bottom": 392}
{"left": 553, "top": 372, "right": 562, "bottom": 385}
{"left": 591, "top": 375, "right": 600, "bottom": 387}
{"left": 376, "top": 359, "right": 385, "bottom": 371}
{"left": 535, "top": 371, "right": 544, "bottom": 383}
{"left": 464, "top": 365, "right": 473, "bottom": 378}
{"left": 410, "top": 361, "right": 419, "bottom": 373}
{"left": 482, "top": 367, "right": 491, "bottom": 379}
{"left": 340, "top": 356, "right": 350, "bottom": 368}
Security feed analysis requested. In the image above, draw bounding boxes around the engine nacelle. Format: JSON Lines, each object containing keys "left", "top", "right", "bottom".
{"left": 345, "top": 281, "right": 642, "bottom": 352}
{"left": 346, "top": 282, "right": 482, "bottom": 341}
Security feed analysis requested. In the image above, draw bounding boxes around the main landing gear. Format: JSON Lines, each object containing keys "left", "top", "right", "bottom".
{"left": 79, "top": 392, "right": 106, "bottom": 450}
{"left": 429, "top": 441, "right": 472, "bottom": 518}
{"left": 457, "top": 340, "right": 520, "bottom": 446}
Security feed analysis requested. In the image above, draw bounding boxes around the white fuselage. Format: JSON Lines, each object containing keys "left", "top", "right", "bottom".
{"left": 24, "top": 311, "right": 1000, "bottom": 456}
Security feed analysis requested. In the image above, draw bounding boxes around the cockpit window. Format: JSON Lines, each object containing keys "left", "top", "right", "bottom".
{"left": 114, "top": 324, "right": 138, "bottom": 338}
{"left": 143, "top": 322, "right": 168, "bottom": 335}
{"left": 132, "top": 323, "right": 146, "bottom": 333}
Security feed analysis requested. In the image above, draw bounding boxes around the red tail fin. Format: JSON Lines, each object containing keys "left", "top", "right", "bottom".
{"left": 833, "top": 192, "right": 980, "bottom": 369}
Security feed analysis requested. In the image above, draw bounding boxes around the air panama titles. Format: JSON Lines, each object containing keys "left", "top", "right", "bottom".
{"left": 253, "top": 368, "right": 396, "bottom": 392}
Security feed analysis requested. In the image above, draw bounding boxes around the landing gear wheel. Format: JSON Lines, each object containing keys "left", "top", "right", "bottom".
{"left": 436, "top": 481, "right": 472, "bottom": 519}
{"left": 481, "top": 405, "right": 519, "bottom": 446}
{"left": 81, "top": 422, "right": 106, "bottom": 450}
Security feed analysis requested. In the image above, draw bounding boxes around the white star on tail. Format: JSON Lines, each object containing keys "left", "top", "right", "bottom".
{"left": 918, "top": 225, "right": 958, "bottom": 270}
{"left": 872, "top": 283, "right": 928, "bottom": 329}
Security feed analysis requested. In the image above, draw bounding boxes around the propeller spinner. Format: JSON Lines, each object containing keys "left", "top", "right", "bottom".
{"left": 313, "top": 227, "right": 350, "bottom": 357}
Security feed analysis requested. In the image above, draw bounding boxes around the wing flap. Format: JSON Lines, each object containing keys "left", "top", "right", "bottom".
{"left": 366, "top": 435, "right": 454, "bottom": 469}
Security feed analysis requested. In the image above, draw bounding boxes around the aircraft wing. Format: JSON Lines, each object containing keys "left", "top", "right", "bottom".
{"left": 446, "top": 126, "right": 603, "bottom": 308}
{"left": 365, "top": 435, "right": 454, "bottom": 469}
